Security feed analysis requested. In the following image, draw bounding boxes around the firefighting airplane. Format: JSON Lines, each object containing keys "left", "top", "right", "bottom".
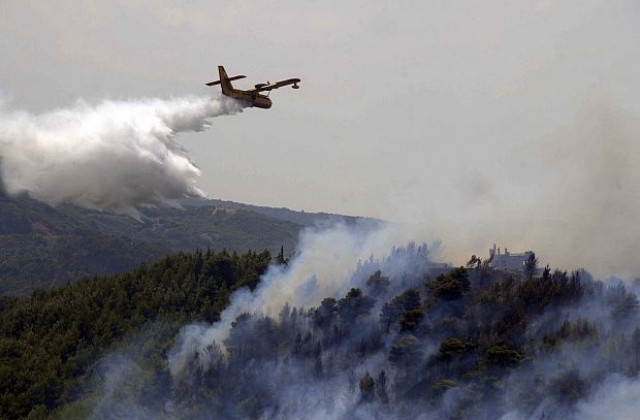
{"left": 206, "top": 66, "right": 300, "bottom": 109}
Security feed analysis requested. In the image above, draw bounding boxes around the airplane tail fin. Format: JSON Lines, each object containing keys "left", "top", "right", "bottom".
{"left": 218, "top": 66, "right": 232, "bottom": 94}
{"left": 205, "top": 66, "right": 246, "bottom": 94}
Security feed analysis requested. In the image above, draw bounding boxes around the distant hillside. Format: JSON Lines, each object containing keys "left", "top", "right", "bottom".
{"left": 0, "top": 193, "right": 373, "bottom": 295}
{"left": 59, "top": 203, "right": 302, "bottom": 255}
{"left": 180, "top": 197, "right": 379, "bottom": 227}
{"left": 0, "top": 192, "right": 169, "bottom": 295}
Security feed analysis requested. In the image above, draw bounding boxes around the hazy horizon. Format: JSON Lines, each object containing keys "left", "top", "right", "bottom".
{"left": 2, "top": 1, "right": 639, "bottom": 277}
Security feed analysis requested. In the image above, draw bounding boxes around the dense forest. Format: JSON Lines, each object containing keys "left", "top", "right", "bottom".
{"left": 160, "top": 246, "right": 640, "bottom": 420}
{"left": 0, "top": 248, "right": 273, "bottom": 419}
{"left": 1, "top": 237, "right": 639, "bottom": 419}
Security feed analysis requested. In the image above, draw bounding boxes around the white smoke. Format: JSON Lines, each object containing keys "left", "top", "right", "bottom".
{"left": 168, "top": 221, "right": 431, "bottom": 381}
{"left": 571, "top": 374, "right": 640, "bottom": 420}
{"left": 0, "top": 95, "right": 244, "bottom": 215}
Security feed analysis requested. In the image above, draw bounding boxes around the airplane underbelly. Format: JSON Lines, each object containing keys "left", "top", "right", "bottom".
{"left": 254, "top": 98, "right": 272, "bottom": 109}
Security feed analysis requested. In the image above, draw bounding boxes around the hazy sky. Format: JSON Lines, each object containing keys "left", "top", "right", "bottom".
{"left": 2, "top": 0, "right": 640, "bottom": 276}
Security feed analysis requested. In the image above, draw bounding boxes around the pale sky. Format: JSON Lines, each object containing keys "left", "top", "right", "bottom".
{"left": 2, "top": 0, "right": 640, "bottom": 276}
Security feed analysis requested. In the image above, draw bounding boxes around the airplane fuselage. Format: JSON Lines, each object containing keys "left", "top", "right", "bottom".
{"left": 226, "top": 89, "right": 273, "bottom": 109}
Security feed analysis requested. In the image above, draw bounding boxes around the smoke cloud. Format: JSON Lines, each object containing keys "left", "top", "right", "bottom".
{"left": 168, "top": 221, "right": 432, "bottom": 379}
{"left": 0, "top": 95, "right": 243, "bottom": 215}
{"left": 83, "top": 220, "right": 640, "bottom": 419}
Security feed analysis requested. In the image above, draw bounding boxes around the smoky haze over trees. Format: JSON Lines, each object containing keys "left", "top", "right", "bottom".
{"left": 2, "top": 224, "right": 640, "bottom": 419}
{"left": 163, "top": 248, "right": 640, "bottom": 420}
{"left": 0, "top": 248, "right": 273, "bottom": 419}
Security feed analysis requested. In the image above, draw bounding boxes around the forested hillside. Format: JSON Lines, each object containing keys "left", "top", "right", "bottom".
{"left": 0, "top": 248, "right": 273, "bottom": 419}
{"left": 0, "top": 191, "right": 169, "bottom": 295}
{"left": 159, "top": 253, "right": 640, "bottom": 420}
{"left": 1, "top": 241, "right": 639, "bottom": 419}
{"left": 0, "top": 191, "right": 317, "bottom": 295}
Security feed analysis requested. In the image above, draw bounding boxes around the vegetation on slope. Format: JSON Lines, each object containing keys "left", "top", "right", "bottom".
{"left": 160, "top": 261, "right": 640, "bottom": 419}
{"left": 0, "top": 192, "right": 169, "bottom": 295}
{"left": 0, "top": 191, "right": 301, "bottom": 295}
{"left": 2, "top": 242, "right": 639, "bottom": 419}
{"left": 0, "top": 248, "right": 273, "bottom": 419}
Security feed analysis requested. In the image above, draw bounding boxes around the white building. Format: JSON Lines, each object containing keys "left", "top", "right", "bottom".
{"left": 488, "top": 244, "right": 535, "bottom": 272}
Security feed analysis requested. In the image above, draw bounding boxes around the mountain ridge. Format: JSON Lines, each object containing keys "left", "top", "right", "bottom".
{"left": 0, "top": 192, "right": 377, "bottom": 295}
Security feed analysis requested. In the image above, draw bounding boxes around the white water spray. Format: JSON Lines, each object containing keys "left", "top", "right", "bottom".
{"left": 0, "top": 95, "right": 243, "bottom": 215}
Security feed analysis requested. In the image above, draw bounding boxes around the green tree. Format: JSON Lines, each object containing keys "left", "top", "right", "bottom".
{"left": 337, "top": 288, "right": 375, "bottom": 323}
{"left": 523, "top": 252, "right": 538, "bottom": 279}
{"left": 380, "top": 289, "right": 423, "bottom": 333}
{"left": 484, "top": 345, "right": 523, "bottom": 368}
{"left": 274, "top": 246, "right": 289, "bottom": 266}
{"left": 439, "top": 337, "right": 472, "bottom": 375}
{"left": 428, "top": 267, "right": 470, "bottom": 301}
{"left": 313, "top": 298, "right": 337, "bottom": 331}
{"left": 366, "top": 270, "right": 390, "bottom": 297}
{"left": 389, "top": 335, "right": 423, "bottom": 368}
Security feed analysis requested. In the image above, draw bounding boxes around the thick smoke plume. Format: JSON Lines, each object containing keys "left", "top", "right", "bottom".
{"left": 168, "top": 221, "right": 431, "bottom": 378}
{"left": 86, "top": 220, "right": 640, "bottom": 419}
{"left": 0, "top": 95, "right": 243, "bottom": 215}
{"left": 163, "top": 224, "right": 640, "bottom": 419}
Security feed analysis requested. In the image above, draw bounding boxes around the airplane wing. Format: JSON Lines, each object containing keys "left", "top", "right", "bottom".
{"left": 205, "top": 75, "right": 247, "bottom": 86}
{"left": 252, "top": 78, "right": 301, "bottom": 92}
